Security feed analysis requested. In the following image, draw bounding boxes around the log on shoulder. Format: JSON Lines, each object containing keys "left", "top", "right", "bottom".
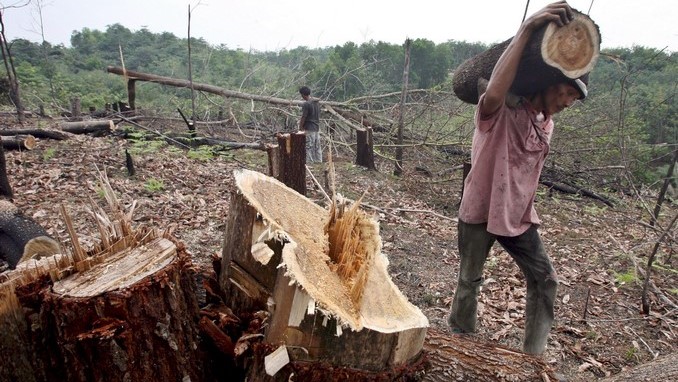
{"left": 453, "top": 8, "right": 600, "bottom": 104}
{"left": 220, "top": 169, "right": 429, "bottom": 379}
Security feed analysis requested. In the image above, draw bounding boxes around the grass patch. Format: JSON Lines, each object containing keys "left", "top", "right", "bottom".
{"left": 144, "top": 178, "right": 165, "bottom": 193}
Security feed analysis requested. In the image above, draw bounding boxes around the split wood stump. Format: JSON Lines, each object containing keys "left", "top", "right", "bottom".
{"left": 453, "top": 8, "right": 600, "bottom": 104}
{"left": 219, "top": 169, "right": 429, "bottom": 380}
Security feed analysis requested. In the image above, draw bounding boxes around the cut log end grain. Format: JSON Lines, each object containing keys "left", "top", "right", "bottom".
{"left": 542, "top": 15, "right": 600, "bottom": 77}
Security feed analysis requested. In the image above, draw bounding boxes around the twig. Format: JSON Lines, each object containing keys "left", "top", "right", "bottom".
{"left": 609, "top": 233, "right": 678, "bottom": 311}
{"left": 642, "top": 211, "right": 678, "bottom": 314}
{"left": 305, "top": 165, "right": 331, "bottom": 204}
{"left": 625, "top": 326, "right": 659, "bottom": 359}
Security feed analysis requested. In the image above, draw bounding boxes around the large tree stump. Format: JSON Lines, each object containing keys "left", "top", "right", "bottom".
{"left": 219, "top": 169, "right": 429, "bottom": 380}
{"left": 274, "top": 132, "right": 306, "bottom": 195}
{"left": 356, "top": 127, "right": 376, "bottom": 170}
{"left": 0, "top": 176, "right": 205, "bottom": 382}
{"left": 453, "top": 8, "right": 600, "bottom": 104}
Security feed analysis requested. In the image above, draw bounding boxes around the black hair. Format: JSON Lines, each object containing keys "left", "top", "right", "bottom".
{"left": 299, "top": 86, "right": 311, "bottom": 96}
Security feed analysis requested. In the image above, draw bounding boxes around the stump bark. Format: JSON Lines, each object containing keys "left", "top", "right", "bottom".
{"left": 453, "top": 9, "right": 600, "bottom": 104}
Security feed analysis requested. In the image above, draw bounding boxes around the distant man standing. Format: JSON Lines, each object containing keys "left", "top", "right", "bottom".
{"left": 448, "top": 1, "right": 590, "bottom": 355}
{"left": 298, "top": 86, "right": 322, "bottom": 163}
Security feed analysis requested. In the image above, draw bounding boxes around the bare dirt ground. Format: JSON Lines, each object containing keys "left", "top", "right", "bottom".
{"left": 2, "top": 115, "right": 676, "bottom": 381}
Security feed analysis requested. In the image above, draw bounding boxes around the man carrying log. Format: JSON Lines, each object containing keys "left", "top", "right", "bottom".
{"left": 448, "top": 1, "right": 590, "bottom": 355}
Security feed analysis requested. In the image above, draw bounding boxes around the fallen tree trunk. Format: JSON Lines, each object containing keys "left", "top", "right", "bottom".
{"left": 453, "top": 9, "right": 600, "bottom": 104}
{"left": 0, "top": 128, "right": 69, "bottom": 140}
{"left": 0, "top": 200, "right": 59, "bottom": 269}
{"left": 0, "top": 134, "right": 36, "bottom": 151}
{"left": 600, "top": 353, "right": 678, "bottom": 382}
{"left": 422, "top": 328, "right": 558, "bottom": 381}
{"left": 541, "top": 180, "right": 614, "bottom": 207}
{"left": 59, "top": 120, "right": 116, "bottom": 135}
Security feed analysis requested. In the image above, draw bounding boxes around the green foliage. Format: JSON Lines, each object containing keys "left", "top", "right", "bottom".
{"left": 42, "top": 147, "right": 56, "bottom": 161}
{"left": 187, "top": 146, "right": 215, "bottom": 161}
{"left": 144, "top": 178, "right": 165, "bottom": 193}
{"left": 6, "top": 25, "right": 676, "bottom": 191}
{"left": 613, "top": 270, "right": 638, "bottom": 285}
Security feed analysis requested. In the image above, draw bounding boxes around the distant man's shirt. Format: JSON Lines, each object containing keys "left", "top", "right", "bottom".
{"left": 301, "top": 99, "right": 320, "bottom": 132}
{"left": 458, "top": 94, "right": 553, "bottom": 237}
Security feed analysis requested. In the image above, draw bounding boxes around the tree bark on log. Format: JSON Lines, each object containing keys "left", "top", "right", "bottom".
{"left": 0, "top": 128, "right": 69, "bottom": 140}
{"left": 59, "top": 120, "right": 116, "bottom": 135}
{"left": 599, "top": 353, "right": 678, "bottom": 382}
{"left": 0, "top": 143, "right": 13, "bottom": 200}
{"left": 0, "top": 134, "right": 36, "bottom": 151}
{"left": 422, "top": 328, "right": 558, "bottom": 381}
{"left": 453, "top": 9, "right": 600, "bottom": 104}
{"left": 0, "top": 200, "right": 60, "bottom": 268}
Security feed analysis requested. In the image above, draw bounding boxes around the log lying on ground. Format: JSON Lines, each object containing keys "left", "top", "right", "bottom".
{"left": 0, "top": 176, "right": 205, "bottom": 382}
{"left": 0, "top": 135, "right": 36, "bottom": 151}
{"left": 453, "top": 9, "right": 600, "bottom": 104}
{"left": 600, "top": 352, "right": 678, "bottom": 382}
{"left": 0, "top": 128, "right": 69, "bottom": 140}
{"left": 59, "top": 120, "right": 116, "bottom": 135}
{"left": 422, "top": 328, "right": 559, "bottom": 381}
{"left": 0, "top": 200, "right": 60, "bottom": 269}
{"left": 220, "top": 169, "right": 429, "bottom": 379}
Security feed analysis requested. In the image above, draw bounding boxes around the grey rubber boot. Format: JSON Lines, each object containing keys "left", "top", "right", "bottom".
{"left": 448, "top": 277, "right": 483, "bottom": 333}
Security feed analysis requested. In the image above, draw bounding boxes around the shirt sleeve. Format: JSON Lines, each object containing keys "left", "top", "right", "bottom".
{"left": 475, "top": 94, "right": 505, "bottom": 133}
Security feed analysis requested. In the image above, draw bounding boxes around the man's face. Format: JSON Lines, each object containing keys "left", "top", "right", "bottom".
{"left": 543, "top": 83, "right": 580, "bottom": 115}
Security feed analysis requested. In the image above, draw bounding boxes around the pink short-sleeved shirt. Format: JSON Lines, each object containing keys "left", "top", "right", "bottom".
{"left": 458, "top": 95, "right": 553, "bottom": 237}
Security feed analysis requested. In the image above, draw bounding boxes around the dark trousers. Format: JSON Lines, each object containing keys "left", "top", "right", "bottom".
{"left": 448, "top": 221, "right": 558, "bottom": 354}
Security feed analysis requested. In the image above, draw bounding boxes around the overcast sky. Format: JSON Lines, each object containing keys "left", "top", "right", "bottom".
{"left": 2, "top": 0, "right": 676, "bottom": 52}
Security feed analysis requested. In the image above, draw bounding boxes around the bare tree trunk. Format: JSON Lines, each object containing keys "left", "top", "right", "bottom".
{"left": 0, "top": 12, "right": 25, "bottom": 123}
{"left": 394, "top": 39, "right": 411, "bottom": 176}
{"left": 650, "top": 149, "right": 677, "bottom": 226}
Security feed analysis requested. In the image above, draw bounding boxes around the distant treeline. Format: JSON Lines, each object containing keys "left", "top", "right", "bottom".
{"left": 5, "top": 23, "right": 676, "bottom": 147}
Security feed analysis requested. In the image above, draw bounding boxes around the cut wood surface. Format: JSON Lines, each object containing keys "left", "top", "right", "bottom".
{"left": 0, "top": 134, "right": 36, "bottom": 151}
{"left": 453, "top": 9, "right": 600, "bottom": 104}
{"left": 221, "top": 169, "right": 428, "bottom": 377}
